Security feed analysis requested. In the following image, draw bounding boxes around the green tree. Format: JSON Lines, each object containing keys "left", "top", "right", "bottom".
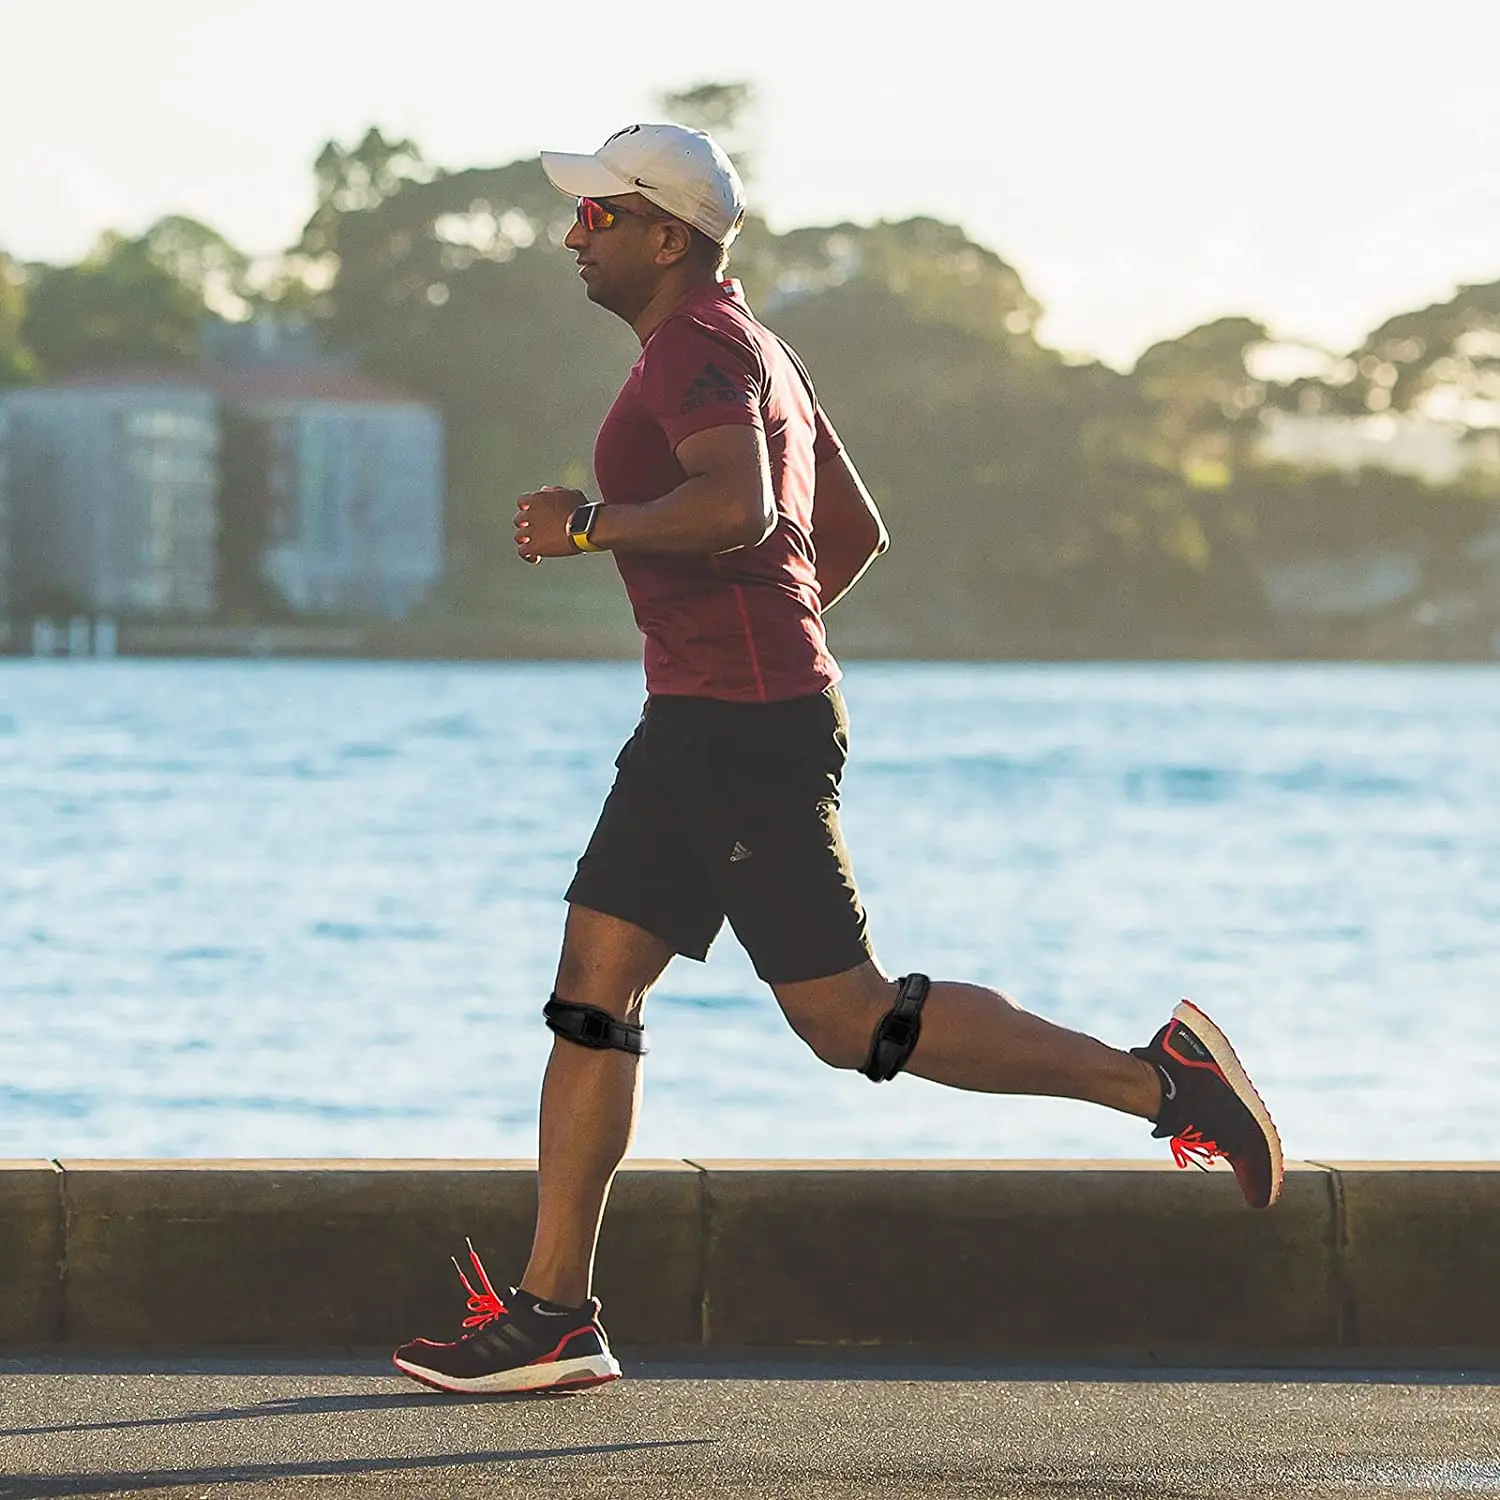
{"left": 255, "top": 128, "right": 434, "bottom": 314}
{"left": 655, "top": 81, "right": 758, "bottom": 183}
{"left": 300, "top": 127, "right": 431, "bottom": 259}
{"left": 140, "top": 215, "right": 255, "bottom": 319}
{"left": 1131, "top": 316, "right": 1270, "bottom": 479}
{"left": 759, "top": 227, "right": 1141, "bottom": 649}
{"left": 0, "top": 253, "right": 38, "bottom": 385}
{"left": 22, "top": 230, "right": 211, "bottom": 375}
{"left": 1260, "top": 281, "right": 1500, "bottom": 428}
{"left": 743, "top": 217, "right": 1044, "bottom": 351}
{"left": 298, "top": 151, "right": 633, "bottom": 454}
{"left": 288, "top": 137, "right": 639, "bottom": 624}
{"left": 1350, "top": 280, "right": 1500, "bottom": 421}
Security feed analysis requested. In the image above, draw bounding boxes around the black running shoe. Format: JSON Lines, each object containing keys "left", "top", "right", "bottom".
{"left": 393, "top": 1242, "right": 621, "bottom": 1395}
{"left": 1131, "top": 999, "right": 1284, "bottom": 1210}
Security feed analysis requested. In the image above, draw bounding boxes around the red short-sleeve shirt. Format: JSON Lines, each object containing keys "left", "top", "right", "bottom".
{"left": 593, "top": 280, "right": 843, "bottom": 703}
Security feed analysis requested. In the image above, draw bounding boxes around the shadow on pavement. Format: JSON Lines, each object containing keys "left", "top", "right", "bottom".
{"left": 0, "top": 1389, "right": 560, "bottom": 1440}
{"left": 0, "top": 1441, "right": 715, "bottom": 1499}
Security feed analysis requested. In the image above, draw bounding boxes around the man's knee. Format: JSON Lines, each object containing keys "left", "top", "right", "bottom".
{"left": 544, "top": 994, "right": 649, "bottom": 1055}
{"left": 553, "top": 904, "right": 673, "bottom": 1023}
{"left": 774, "top": 964, "right": 895, "bottom": 1072}
{"left": 784, "top": 1007, "right": 868, "bottom": 1070}
{"left": 554, "top": 946, "right": 642, "bottom": 1024}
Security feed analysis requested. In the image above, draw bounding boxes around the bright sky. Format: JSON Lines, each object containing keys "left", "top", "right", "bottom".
{"left": 6, "top": 0, "right": 1498, "bottom": 370}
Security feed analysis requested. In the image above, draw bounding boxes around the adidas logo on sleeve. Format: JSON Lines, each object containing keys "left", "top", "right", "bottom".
{"left": 679, "top": 362, "right": 739, "bottom": 414}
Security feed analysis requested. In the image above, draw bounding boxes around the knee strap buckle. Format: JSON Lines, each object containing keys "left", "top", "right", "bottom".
{"left": 544, "top": 995, "right": 649, "bottom": 1055}
{"left": 860, "top": 973, "right": 930, "bottom": 1082}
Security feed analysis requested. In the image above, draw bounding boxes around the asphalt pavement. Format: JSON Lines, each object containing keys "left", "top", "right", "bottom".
{"left": 1, "top": 1349, "right": 1498, "bottom": 1498}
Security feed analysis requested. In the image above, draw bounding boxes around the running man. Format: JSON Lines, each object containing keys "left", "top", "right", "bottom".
{"left": 393, "top": 123, "right": 1282, "bottom": 1395}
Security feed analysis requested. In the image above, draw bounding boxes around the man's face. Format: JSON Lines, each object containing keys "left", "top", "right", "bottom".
{"left": 564, "top": 192, "right": 682, "bottom": 319}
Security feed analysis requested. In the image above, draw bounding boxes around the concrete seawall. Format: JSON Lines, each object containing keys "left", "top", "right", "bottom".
{"left": 3, "top": 1160, "right": 1497, "bottom": 1355}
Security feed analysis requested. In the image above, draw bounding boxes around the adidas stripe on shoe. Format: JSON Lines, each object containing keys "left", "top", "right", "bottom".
{"left": 393, "top": 1241, "right": 621, "bottom": 1395}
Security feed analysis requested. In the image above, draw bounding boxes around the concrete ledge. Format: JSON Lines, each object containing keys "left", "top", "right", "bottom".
{"left": 693, "top": 1161, "right": 1337, "bottom": 1352}
{"left": 0, "top": 1163, "right": 62, "bottom": 1341}
{"left": 58, "top": 1161, "right": 699, "bottom": 1347}
{"left": 1320, "top": 1163, "right": 1500, "bottom": 1349}
{"left": 4, "top": 1161, "right": 1498, "bottom": 1352}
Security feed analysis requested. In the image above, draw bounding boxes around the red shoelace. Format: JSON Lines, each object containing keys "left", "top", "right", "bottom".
{"left": 1169, "top": 1126, "right": 1227, "bottom": 1172}
{"left": 452, "top": 1239, "right": 508, "bottom": 1329}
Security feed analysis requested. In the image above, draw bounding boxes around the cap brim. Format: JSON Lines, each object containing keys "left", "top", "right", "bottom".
{"left": 539, "top": 150, "right": 633, "bottom": 200}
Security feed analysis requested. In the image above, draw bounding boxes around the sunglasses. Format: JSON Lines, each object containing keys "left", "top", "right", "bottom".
{"left": 575, "top": 196, "right": 668, "bottom": 232}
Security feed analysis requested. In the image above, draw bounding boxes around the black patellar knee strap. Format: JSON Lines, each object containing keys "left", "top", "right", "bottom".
{"left": 544, "top": 994, "right": 649, "bottom": 1055}
{"left": 860, "top": 973, "right": 930, "bottom": 1082}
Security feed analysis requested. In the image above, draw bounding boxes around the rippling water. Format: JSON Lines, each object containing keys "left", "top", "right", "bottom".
{"left": 1, "top": 659, "right": 1497, "bottom": 1161}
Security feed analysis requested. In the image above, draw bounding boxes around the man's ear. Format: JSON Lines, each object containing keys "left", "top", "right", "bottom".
{"left": 654, "top": 220, "right": 695, "bottom": 268}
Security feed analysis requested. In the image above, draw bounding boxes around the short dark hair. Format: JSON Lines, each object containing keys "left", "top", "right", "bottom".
{"left": 688, "top": 225, "right": 730, "bottom": 277}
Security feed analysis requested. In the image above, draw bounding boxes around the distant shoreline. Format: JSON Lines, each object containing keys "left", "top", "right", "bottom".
{"left": 4, "top": 614, "right": 1499, "bottom": 664}
{"left": 3, "top": 633, "right": 1498, "bottom": 664}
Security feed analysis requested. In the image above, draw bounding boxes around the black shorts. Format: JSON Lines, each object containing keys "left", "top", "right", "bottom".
{"left": 565, "top": 686, "right": 872, "bottom": 985}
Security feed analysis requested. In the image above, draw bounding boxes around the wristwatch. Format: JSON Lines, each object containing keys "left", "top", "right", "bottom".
{"left": 567, "top": 501, "right": 605, "bottom": 553}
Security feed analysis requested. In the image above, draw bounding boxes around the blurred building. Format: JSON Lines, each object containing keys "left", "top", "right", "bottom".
{"left": 0, "top": 321, "right": 444, "bottom": 623}
{"left": 216, "top": 365, "right": 444, "bottom": 619}
{"left": 1, "top": 382, "right": 219, "bottom": 616}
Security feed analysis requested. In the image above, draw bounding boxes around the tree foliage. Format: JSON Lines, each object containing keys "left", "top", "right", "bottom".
{"left": 0, "top": 254, "right": 37, "bottom": 386}
{"left": 655, "top": 81, "right": 758, "bottom": 182}
{"left": 1349, "top": 281, "right": 1500, "bottom": 422}
{"left": 23, "top": 228, "right": 211, "bottom": 375}
{"left": 140, "top": 216, "right": 256, "bottom": 318}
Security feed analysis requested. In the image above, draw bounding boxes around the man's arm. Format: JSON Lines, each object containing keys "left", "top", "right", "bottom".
{"left": 811, "top": 449, "right": 889, "bottom": 609}
{"left": 593, "top": 425, "right": 774, "bottom": 554}
{"left": 513, "top": 425, "right": 774, "bottom": 562}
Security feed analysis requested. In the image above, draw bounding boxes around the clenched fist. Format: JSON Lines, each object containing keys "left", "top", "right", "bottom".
{"left": 514, "top": 486, "right": 588, "bottom": 564}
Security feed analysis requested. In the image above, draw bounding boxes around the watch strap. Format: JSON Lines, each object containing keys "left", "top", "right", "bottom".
{"left": 568, "top": 501, "right": 604, "bottom": 553}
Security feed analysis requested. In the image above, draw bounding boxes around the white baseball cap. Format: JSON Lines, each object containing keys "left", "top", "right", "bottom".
{"left": 541, "top": 123, "right": 746, "bottom": 246}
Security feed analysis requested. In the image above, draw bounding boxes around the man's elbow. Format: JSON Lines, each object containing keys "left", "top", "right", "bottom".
{"left": 750, "top": 508, "right": 778, "bottom": 547}
{"left": 860, "top": 512, "right": 890, "bottom": 560}
{"left": 731, "top": 492, "right": 777, "bottom": 549}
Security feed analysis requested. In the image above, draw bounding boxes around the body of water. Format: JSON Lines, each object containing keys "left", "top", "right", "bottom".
{"left": 2, "top": 659, "right": 1497, "bottom": 1161}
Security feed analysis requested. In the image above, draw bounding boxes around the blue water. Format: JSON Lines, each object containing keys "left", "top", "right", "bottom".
{"left": 1, "top": 659, "right": 1497, "bottom": 1162}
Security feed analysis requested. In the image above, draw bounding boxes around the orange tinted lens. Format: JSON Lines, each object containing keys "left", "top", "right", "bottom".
{"left": 578, "top": 197, "right": 614, "bottom": 231}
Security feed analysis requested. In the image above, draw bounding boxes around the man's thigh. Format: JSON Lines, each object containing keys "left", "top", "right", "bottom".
{"left": 564, "top": 719, "right": 727, "bottom": 965}
{"left": 718, "top": 789, "right": 873, "bottom": 984}
{"left": 710, "top": 691, "right": 874, "bottom": 985}
{"left": 554, "top": 903, "right": 676, "bottom": 1020}
{"left": 565, "top": 691, "right": 873, "bottom": 985}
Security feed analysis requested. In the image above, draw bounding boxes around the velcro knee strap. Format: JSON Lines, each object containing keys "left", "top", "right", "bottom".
{"left": 544, "top": 995, "right": 649, "bottom": 1055}
{"left": 860, "top": 973, "right": 930, "bottom": 1082}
